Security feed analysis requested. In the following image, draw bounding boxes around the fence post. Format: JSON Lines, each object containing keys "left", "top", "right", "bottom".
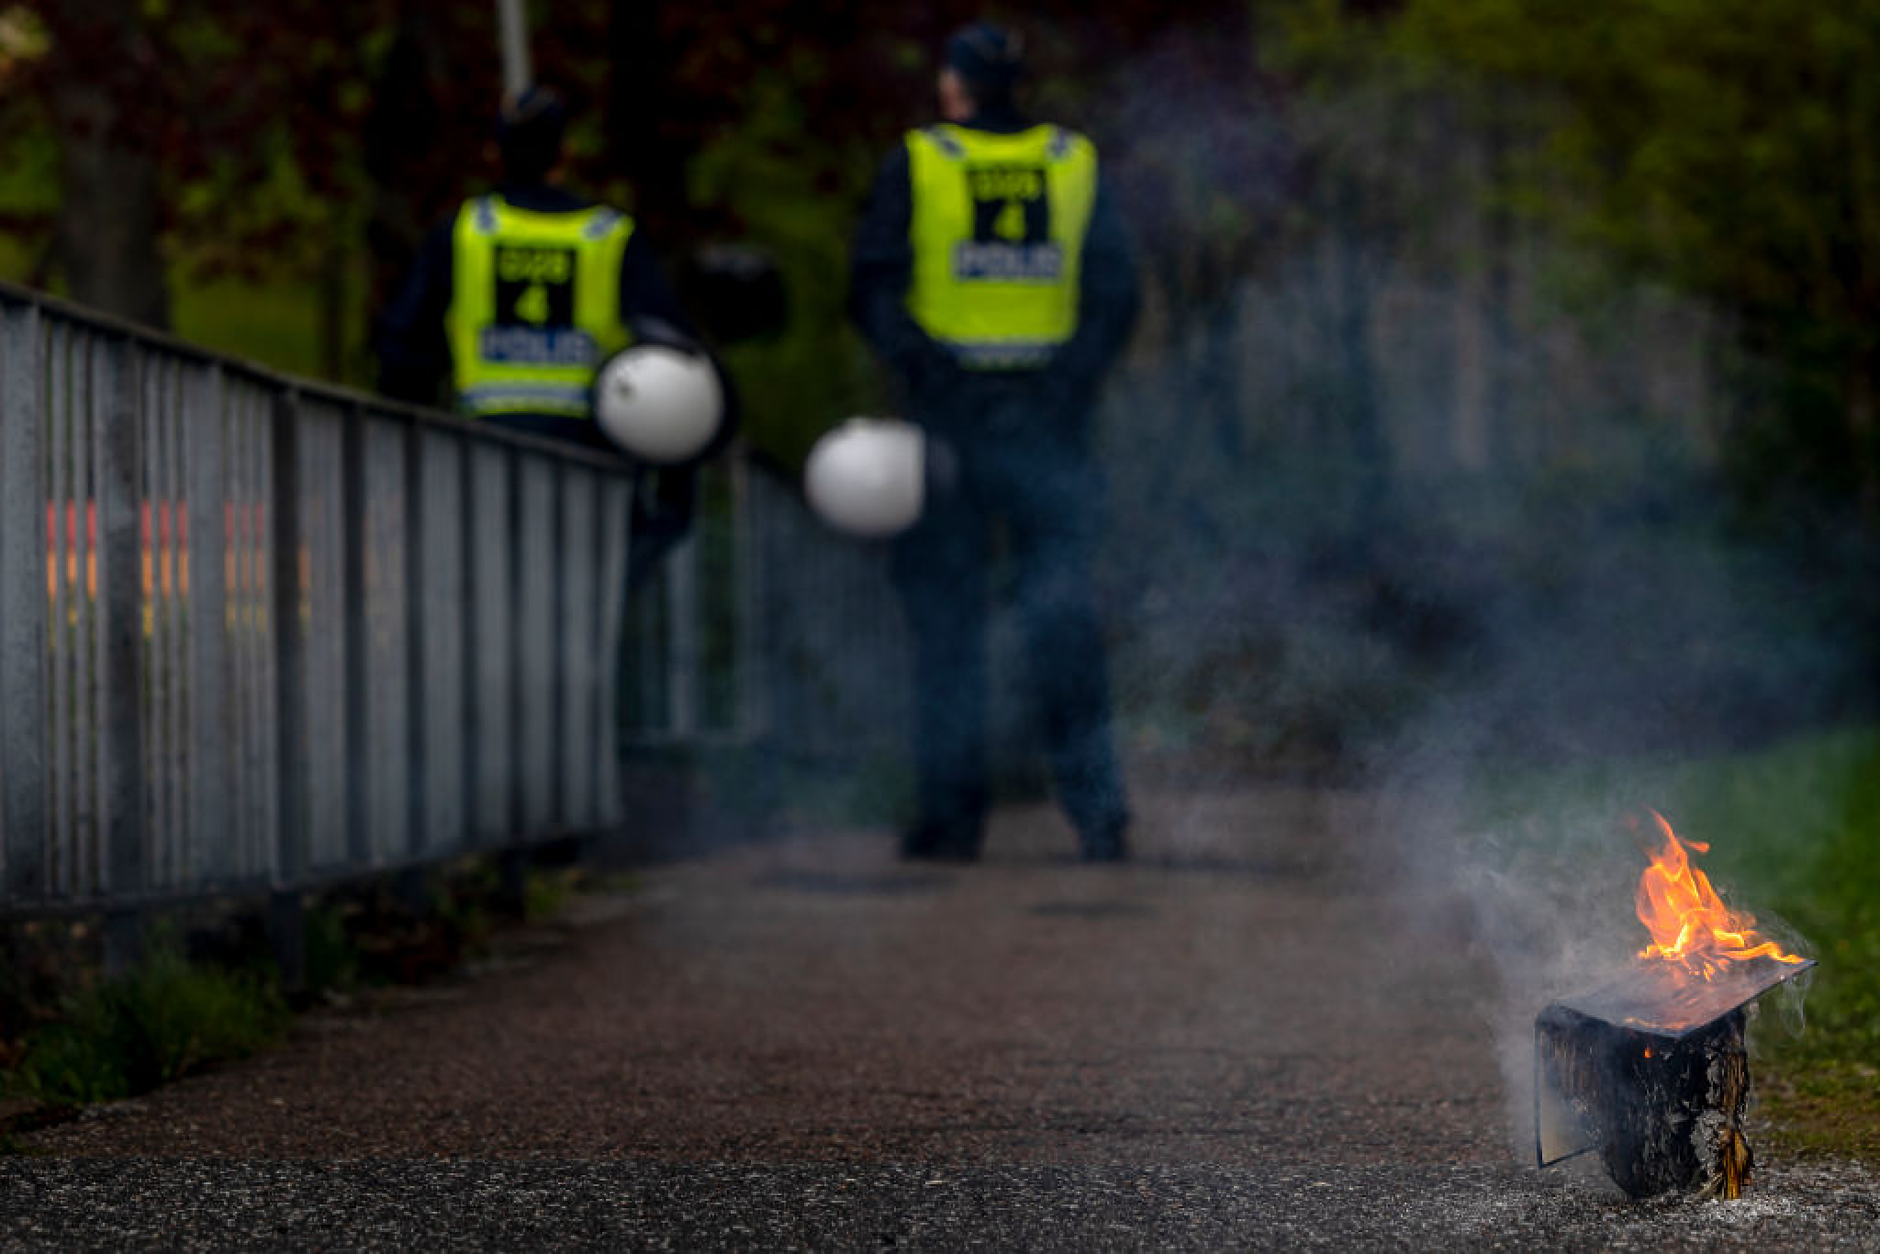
{"left": 732, "top": 456, "right": 763, "bottom": 741}
{"left": 270, "top": 388, "right": 307, "bottom": 993}
{"left": 393, "top": 417, "right": 431, "bottom": 914}
{"left": 667, "top": 530, "right": 699, "bottom": 739}
{"left": 498, "top": 446, "right": 527, "bottom": 913}
{"left": 460, "top": 432, "right": 482, "bottom": 860}
{"left": 341, "top": 403, "right": 371, "bottom": 874}
{"left": 0, "top": 301, "right": 48, "bottom": 906}
{"left": 403, "top": 419, "right": 429, "bottom": 867}
{"left": 550, "top": 460, "right": 568, "bottom": 832}
{"left": 99, "top": 334, "right": 146, "bottom": 973}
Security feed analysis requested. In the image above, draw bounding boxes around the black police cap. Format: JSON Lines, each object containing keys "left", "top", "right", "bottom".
{"left": 945, "top": 21, "right": 1025, "bottom": 96}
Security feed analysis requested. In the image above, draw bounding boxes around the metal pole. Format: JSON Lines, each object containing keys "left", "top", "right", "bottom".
{"left": 497, "top": 0, "right": 531, "bottom": 98}
{"left": 270, "top": 389, "right": 307, "bottom": 994}
{"left": 500, "top": 446, "right": 527, "bottom": 911}
{"left": 395, "top": 418, "right": 431, "bottom": 919}
{"left": 0, "top": 301, "right": 48, "bottom": 907}
{"left": 99, "top": 334, "right": 146, "bottom": 972}
{"left": 403, "top": 421, "right": 428, "bottom": 862}
{"left": 341, "top": 403, "right": 370, "bottom": 871}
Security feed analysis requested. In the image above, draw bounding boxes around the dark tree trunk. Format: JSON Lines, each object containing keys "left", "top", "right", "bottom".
{"left": 607, "top": 0, "right": 688, "bottom": 246}
{"left": 363, "top": 13, "right": 447, "bottom": 340}
{"left": 47, "top": 0, "right": 170, "bottom": 329}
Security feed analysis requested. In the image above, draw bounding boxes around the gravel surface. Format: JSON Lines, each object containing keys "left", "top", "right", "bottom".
{"left": 4, "top": 787, "right": 1874, "bottom": 1249}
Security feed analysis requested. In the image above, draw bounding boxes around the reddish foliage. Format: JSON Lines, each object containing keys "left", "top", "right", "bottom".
{"left": 4, "top": 1, "right": 1287, "bottom": 331}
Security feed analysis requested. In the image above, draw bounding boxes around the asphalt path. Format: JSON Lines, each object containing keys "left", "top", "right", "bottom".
{"left": 4, "top": 788, "right": 1875, "bottom": 1250}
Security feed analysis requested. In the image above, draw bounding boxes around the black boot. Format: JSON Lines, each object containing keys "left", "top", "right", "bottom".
{"left": 1078, "top": 813, "right": 1130, "bottom": 863}
{"left": 899, "top": 819, "right": 983, "bottom": 863}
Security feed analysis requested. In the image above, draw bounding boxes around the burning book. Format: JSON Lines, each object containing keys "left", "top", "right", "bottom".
{"left": 1534, "top": 812, "right": 1812, "bottom": 1199}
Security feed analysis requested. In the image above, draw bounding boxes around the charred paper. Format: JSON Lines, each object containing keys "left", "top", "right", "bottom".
{"left": 1534, "top": 956, "right": 1812, "bottom": 1198}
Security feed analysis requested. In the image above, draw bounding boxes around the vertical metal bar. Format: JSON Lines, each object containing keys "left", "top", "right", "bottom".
{"left": 502, "top": 444, "right": 527, "bottom": 901}
{"left": 589, "top": 469, "right": 611, "bottom": 826}
{"left": 403, "top": 418, "right": 428, "bottom": 862}
{"left": 559, "top": 468, "right": 595, "bottom": 825}
{"left": 516, "top": 456, "right": 556, "bottom": 832}
{"left": 270, "top": 388, "right": 306, "bottom": 990}
{"left": 470, "top": 442, "right": 511, "bottom": 845}
{"left": 156, "top": 357, "right": 181, "bottom": 886}
{"left": 256, "top": 389, "right": 280, "bottom": 887}
{"left": 98, "top": 334, "right": 145, "bottom": 967}
{"left": 667, "top": 530, "right": 699, "bottom": 738}
{"left": 47, "top": 322, "right": 71, "bottom": 897}
{"left": 460, "top": 433, "right": 482, "bottom": 851}
{"left": 361, "top": 420, "right": 408, "bottom": 866}
{"left": 240, "top": 383, "right": 274, "bottom": 881}
{"left": 417, "top": 427, "right": 464, "bottom": 855}
{"left": 496, "top": 0, "right": 531, "bottom": 97}
{"left": 297, "top": 401, "right": 344, "bottom": 870}
{"left": 593, "top": 472, "right": 615, "bottom": 826}
{"left": 644, "top": 528, "right": 665, "bottom": 735}
{"left": 227, "top": 383, "right": 254, "bottom": 882}
{"left": 67, "top": 327, "right": 89, "bottom": 897}
{"left": 91, "top": 335, "right": 113, "bottom": 888}
{"left": 734, "top": 455, "right": 765, "bottom": 739}
{"left": 389, "top": 428, "right": 409, "bottom": 860}
{"left": 166, "top": 359, "right": 188, "bottom": 885}
{"left": 341, "top": 403, "right": 370, "bottom": 868}
{"left": 507, "top": 448, "right": 524, "bottom": 837}
{"left": 137, "top": 357, "right": 159, "bottom": 886}
{"left": 1, "top": 301, "right": 48, "bottom": 904}
{"left": 598, "top": 473, "right": 629, "bottom": 824}
{"left": 188, "top": 365, "right": 229, "bottom": 893}
{"left": 549, "top": 459, "right": 567, "bottom": 831}
{"left": 143, "top": 354, "right": 175, "bottom": 888}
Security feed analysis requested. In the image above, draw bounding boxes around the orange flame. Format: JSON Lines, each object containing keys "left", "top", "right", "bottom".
{"left": 1636, "top": 811, "right": 1805, "bottom": 978}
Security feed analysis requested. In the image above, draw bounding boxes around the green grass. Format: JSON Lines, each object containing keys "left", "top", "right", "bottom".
{"left": 2, "top": 938, "right": 288, "bottom": 1109}
{"left": 1661, "top": 728, "right": 1880, "bottom": 1163}
{"left": 1466, "top": 724, "right": 1880, "bottom": 1160}
{"left": 0, "top": 859, "right": 529, "bottom": 1121}
{"left": 170, "top": 275, "right": 357, "bottom": 382}
{"left": 0, "top": 234, "right": 372, "bottom": 391}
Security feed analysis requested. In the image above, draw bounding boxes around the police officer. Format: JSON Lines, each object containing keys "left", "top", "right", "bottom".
{"left": 376, "top": 85, "right": 727, "bottom": 579}
{"left": 849, "top": 20, "right": 1140, "bottom": 862}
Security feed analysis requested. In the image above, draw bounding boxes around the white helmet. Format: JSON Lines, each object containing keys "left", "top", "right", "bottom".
{"left": 594, "top": 344, "right": 724, "bottom": 464}
{"left": 804, "top": 417, "right": 924, "bottom": 538}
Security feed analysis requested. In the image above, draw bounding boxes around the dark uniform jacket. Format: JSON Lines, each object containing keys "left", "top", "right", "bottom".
{"left": 375, "top": 181, "right": 731, "bottom": 585}
{"left": 848, "top": 104, "right": 1140, "bottom": 439}
{"left": 374, "top": 181, "right": 701, "bottom": 422}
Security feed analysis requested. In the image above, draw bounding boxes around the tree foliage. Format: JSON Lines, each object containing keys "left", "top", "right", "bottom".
{"left": 1381, "top": 0, "right": 1880, "bottom": 521}
{"left": 0, "top": 0, "right": 1270, "bottom": 455}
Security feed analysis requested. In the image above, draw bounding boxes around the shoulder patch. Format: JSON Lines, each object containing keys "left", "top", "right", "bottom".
{"left": 583, "top": 207, "right": 625, "bottom": 241}
{"left": 922, "top": 126, "right": 966, "bottom": 159}
{"left": 472, "top": 195, "right": 500, "bottom": 234}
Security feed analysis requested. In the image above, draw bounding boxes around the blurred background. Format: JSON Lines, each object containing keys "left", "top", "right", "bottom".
{"left": 2, "top": 0, "right": 1876, "bottom": 785}
{"left": 4, "top": 1, "right": 1880, "bottom": 1154}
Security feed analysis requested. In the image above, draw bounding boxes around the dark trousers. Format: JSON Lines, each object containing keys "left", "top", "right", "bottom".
{"left": 890, "top": 384, "right": 1127, "bottom": 853}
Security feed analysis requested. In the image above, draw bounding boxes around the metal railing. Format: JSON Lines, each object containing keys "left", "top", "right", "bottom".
{"left": 0, "top": 282, "right": 661, "bottom": 935}
{"left": 0, "top": 277, "right": 936, "bottom": 962}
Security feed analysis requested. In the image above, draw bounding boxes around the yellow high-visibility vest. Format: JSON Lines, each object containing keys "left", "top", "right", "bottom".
{"left": 904, "top": 123, "right": 1098, "bottom": 370}
{"left": 446, "top": 195, "right": 635, "bottom": 418}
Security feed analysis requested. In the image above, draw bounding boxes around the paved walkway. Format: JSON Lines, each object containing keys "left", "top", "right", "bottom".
{"left": 4, "top": 788, "right": 1874, "bottom": 1249}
